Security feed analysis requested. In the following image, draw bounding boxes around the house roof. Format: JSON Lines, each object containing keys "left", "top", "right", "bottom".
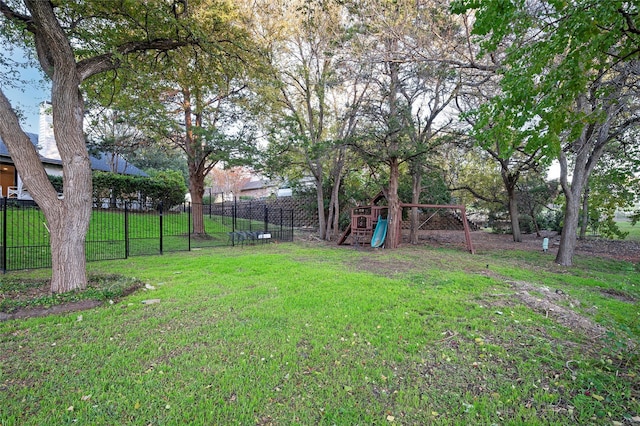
{"left": 90, "top": 152, "right": 147, "bottom": 176}
{"left": 0, "top": 133, "right": 147, "bottom": 176}
{"left": 240, "top": 178, "right": 272, "bottom": 191}
{"left": 0, "top": 132, "right": 39, "bottom": 157}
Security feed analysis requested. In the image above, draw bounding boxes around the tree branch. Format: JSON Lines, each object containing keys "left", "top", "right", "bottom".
{"left": 450, "top": 185, "right": 504, "bottom": 205}
{"left": 0, "top": 1, "right": 36, "bottom": 31}
{"left": 77, "top": 38, "right": 196, "bottom": 80}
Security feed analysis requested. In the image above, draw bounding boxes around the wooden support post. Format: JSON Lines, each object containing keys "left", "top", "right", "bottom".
{"left": 460, "top": 206, "right": 475, "bottom": 254}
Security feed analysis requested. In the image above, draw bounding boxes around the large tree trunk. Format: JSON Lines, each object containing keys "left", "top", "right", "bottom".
{"left": 385, "top": 48, "right": 402, "bottom": 249}
{"left": 0, "top": 1, "right": 93, "bottom": 293}
{"left": 579, "top": 185, "right": 590, "bottom": 239}
{"left": 507, "top": 189, "right": 522, "bottom": 242}
{"left": 0, "top": 92, "right": 91, "bottom": 294}
{"left": 325, "top": 147, "right": 346, "bottom": 241}
{"left": 190, "top": 172, "right": 205, "bottom": 236}
{"left": 501, "top": 167, "right": 522, "bottom": 242}
{"left": 315, "top": 176, "right": 326, "bottom": 240}
{"left": 183, "top": 88, "right": 207, "bottom": 236}
{"left": 556, "top": 148, "right": 590, "bottom": 266}
{"left": 555, "top": 137, "right": 599, "bottom": 265}
{"left": 556, "top": 189, "right": 581, "bottom": 265}
{"left": 47, "top": 92, "right": 93, "bottom": 293}
{"left": 556, "top": 102, "right": 614, "bottom": 266}
{"left": 386, "top": 158, "right": 401, "bottom": 249}
{"left": 2, "top": 0, "right": 202, "bottom": 293}
{"left": 554, "top": 80, "right": 624, "bottom": 266}
{"left": 312, "top": 162, "right": 327, "bottom": 240}
{"left": 47, "top": 206, "right": 91, "bottom": 294}
{"left": 325, "top": 174, "right": 342, "bottom": 241}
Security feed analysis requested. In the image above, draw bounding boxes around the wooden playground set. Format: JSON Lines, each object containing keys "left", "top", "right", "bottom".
{"left": 337, "top": 193, "right": 475, "bottom": 254}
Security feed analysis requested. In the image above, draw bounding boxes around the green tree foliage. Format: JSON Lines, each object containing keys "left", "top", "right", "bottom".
{"left": 582, "top": 139, "right": 640, "bottom": 239}
{"left": 50, "top": 171, "right": 187, "bottom": 210}
{"left": 124, "top": 145, "right": 188, "bottom": 182}
{"left": 84, "top": 0, "right": 261, "bottom": 236}
{"left": 452, "top": 0, "right": 640, "bottom": 265}
{"left": 399, "top": 169, "right": 451, "bottom": 205}
{"left": 516, "top": 177, "right": 559, "bottom": 235}
{"left": 255, "top": 0, "right": 368, "bottom": 240}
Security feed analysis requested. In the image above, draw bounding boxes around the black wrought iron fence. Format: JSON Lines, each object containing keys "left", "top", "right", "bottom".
{"left": 0, "top": 199, "right": 294, "bottom": 272}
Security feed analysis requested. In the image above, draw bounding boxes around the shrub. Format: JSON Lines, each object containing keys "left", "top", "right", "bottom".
{"left": 49, "top": 171, "right": 187, "bottom": 209}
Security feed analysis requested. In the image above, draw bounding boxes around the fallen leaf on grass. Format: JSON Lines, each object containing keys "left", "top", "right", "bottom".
{"left": 590, "top": 394, "right": 604, "bottom": 402}
{"left": 81, "top": 395, "right": 91, "bottom": 401}
{"left": 386, "top": 415, "right": 395, "bottom": 422}
{"left": 67, "top": 406, "right": 74, "bottom": 411}
{"left": 134, "top": 401, "right": 141, "bottom": 409}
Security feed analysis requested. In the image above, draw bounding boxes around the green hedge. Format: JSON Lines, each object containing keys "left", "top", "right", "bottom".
{"left": 48, "top": 170, "right": 187, "bottom": 209}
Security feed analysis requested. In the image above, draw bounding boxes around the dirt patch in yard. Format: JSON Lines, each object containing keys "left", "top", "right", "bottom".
{"left": 507, "top": 279, "right": 608, "bottom": 340}
{"left": 0, "top": 300, "right": 103, "bottom": 321}
{"left": 0, "top": 275, "right": 143, "bottom": 322}
{"left": 414, "top": 229, "right": 640, "bottom": 263}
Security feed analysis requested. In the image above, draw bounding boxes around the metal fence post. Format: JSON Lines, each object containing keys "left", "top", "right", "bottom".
{"left": 124, "top": 202, "right": 129, "bottom": 259}
{"left": 264, "top": 206, "right": 269, "bottom": 232}
{"left": 188, "top": 201, "right": 192, "bottom": 251}
{"left": 159, "top": 202, "right": 164, "bottom": 255}
{"left": 233, "top": 197, "right": 237, "bottom": 232}
{"left": 2, "top": 197, "right": 7, "bottom": 273}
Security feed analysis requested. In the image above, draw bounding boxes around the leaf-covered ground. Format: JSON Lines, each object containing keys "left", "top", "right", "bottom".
{"left": 406, "top": 230, "right": 640, "bottom": 263}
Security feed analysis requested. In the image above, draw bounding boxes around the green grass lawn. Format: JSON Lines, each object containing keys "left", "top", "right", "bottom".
{"left": 616, "top": 220, "right": 640, "bottom": 241}
{"left": 1, "top": 207, "right": 282, "bottom": 270}
{"left": 0, "top": 242, "right": 638, "bottom": 425}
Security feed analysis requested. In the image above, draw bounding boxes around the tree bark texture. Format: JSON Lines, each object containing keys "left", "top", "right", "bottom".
{"left": 189, "top": 173, "right": 205, "bottom": 236}
{"left": 324, "top": 146, "right": 346, "bottom": 241}
{"left": 500, "top": 166, "right": 521, "bottom": 243}
{"left": 325, "top": 174, "right": 342, "bottom": 241}
{"left": 507, "top": 189, "right": 521, "bottom": 243}
{"left": 181, "top": 87, "right": 213, "bottom": 236}
{"left": 385, "top": 49, "right": 401, "bottom": 249}
{"left": 5, "top": 1, "right": 93, "bottom": 293}
{"left": 314, "top": 170, "right": 326, "bottom": 240}
{"left": 555, "top": 129, "right": 606, "bottom": 266}
{"left": 386, "top": 158, "right": 401, "bottom": 249}
{"left": 579, "top": 185, "right": 590, "bottom": 239}
{"left": 555, "top": 148, "right": 588, "bottom": 266}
